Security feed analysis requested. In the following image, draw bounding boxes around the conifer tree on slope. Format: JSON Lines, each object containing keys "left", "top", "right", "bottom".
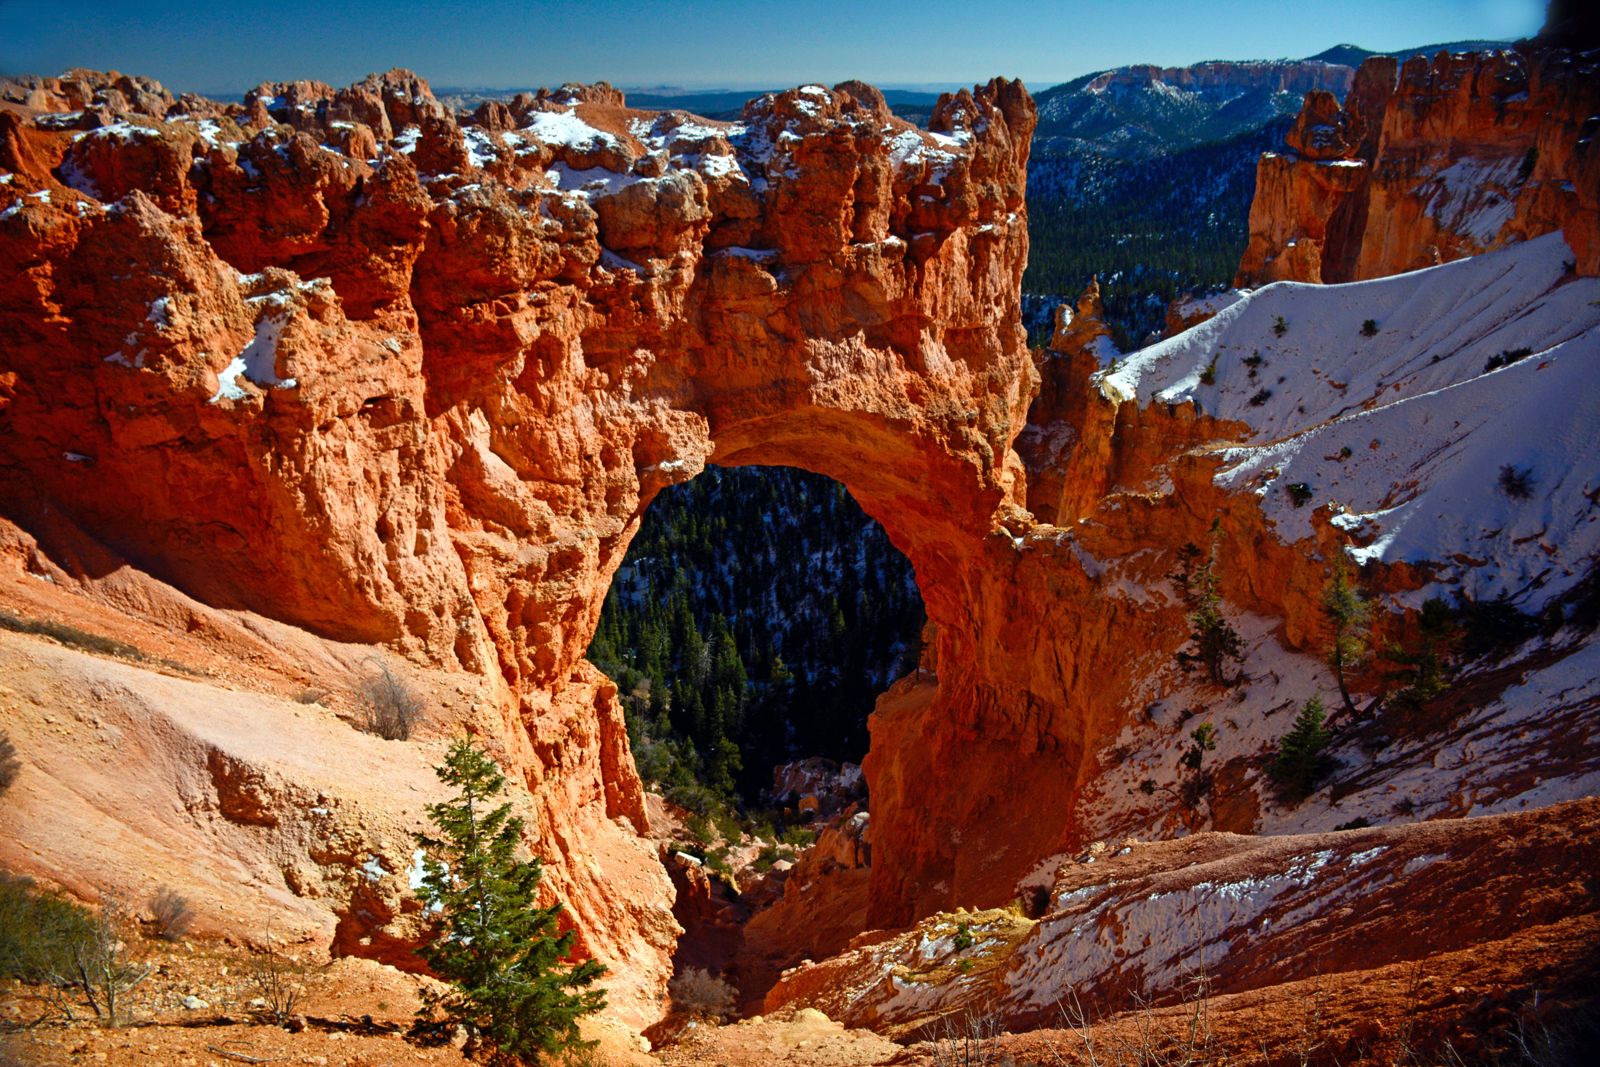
{"left": 1322, "top": 556, "right": 1371, "bottom": 714}
{"left": 414, "top": 738, "right": 605, "bottom": 1065}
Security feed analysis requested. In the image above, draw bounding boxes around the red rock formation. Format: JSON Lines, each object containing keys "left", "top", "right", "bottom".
{"left": 0, "top": 70, "right": 1043, "bottom": 998}
{"left": 764, "top": 797, "right": 1600, "bottom": 1045}
{"left": 1238, "top": 41, "right": 1600, "bottom": 284}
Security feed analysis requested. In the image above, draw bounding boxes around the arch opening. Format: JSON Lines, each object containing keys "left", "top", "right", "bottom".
{"left": 589, "top": 462, "right": 926, "bottom": 819}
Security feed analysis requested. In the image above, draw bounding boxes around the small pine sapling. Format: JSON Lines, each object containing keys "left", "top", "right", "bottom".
{"left": 1270, "top": 695, "right": 1333, "bottom": 800}
{"left": 413, "top": 738, "right": 606, "bottom": 1064}
{"left": 1170, "top": 522, "right": 1244, "bottom": 686}
{"left": 1322, "top": 557, "right": 1371, "bottom": 715}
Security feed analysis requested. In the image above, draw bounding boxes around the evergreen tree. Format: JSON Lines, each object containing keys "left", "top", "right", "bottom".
{"left": 413, "top": 738, "right": 605, "bottom": 1065}
{"left": 1322, "top": 556, "right": 1371, "bottom": 714}
{"left": 1386, "top": 598, "right": 1459, "bottom": 713}
{"left": 1270, "top": 695, "right": 1333, "bottom": 800}
{"left": 1172, "top": 521, "right": 1244, "bottom": 686}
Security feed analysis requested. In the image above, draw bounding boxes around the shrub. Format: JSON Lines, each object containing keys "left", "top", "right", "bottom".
{"left": 357, "top": 663, "right": 426, "bottom": 741}
{"left": 413, "top": 738, "right": 605, "bottom": 1063}
{"left": 0, "top": 873, "right": 98, "bottom": 983}
{"left": 668, "top": 966, "right": 737, "bottom": 1020}
{"left": 952, "top": 922, "right": 974, "bottom": 951}
{"left": 247, "top": 929, "right": 303, "bottom": 1025}
{"left": 0, "top": 732, "right": 18, "bottom": 795}
{"left": 56, "top": 897, "right": 152, "bottom": 1026}
{"left": 1181, "top": 723, "right": 1217, "bottom": 772}
{"left": 1272, "top": 315, "right": 1288, "bottom": 337}
{"left": 1361, "top": 318, "right": 1379, "bottom": 337}
{"left": 0, "top": 610, "right": 145, "bottom": 663}
{"left": 1270, "top": 696, "right": 1333, "bottom": 801}
{"left": 1385, "top": 598, "right": 1458, "bottom": 713}
{"left": 1484, "top": 347, "right": 1534, "bottom": 373}
{"left": 1286, "top": 482, "right": 1313, "bottom": 508}
{"left": 1498, "top": 464, "right": 1534, "bottom": 499}
{"left": 146, "top": 887, "right": 193, "bottom": 942}
{"left": 1248, "top": 388, "right": 1273, "bottom": 407}
{"left": 294, "top": 688, "right": 326, "bottom": 705}
{"left": 1199, "top": 354, "right": 1219, "bottom": 385}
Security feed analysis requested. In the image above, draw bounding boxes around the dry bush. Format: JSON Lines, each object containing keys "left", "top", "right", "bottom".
{"left": 295, "top": 688, "right": 327, "bottom": 705}
{"left": 1053, "top": 975, "right": 1221, "bottom": 1067}
{"left": 0, "top": 732, "right": 18, "bottom": 795}
{"left": 668, "top": 966, "right": 737, "bottom": 1020}
{"left": 48, "top": 897, "right": 153, "bottom": 1027}
{"left": 146, "top": 886, "right": 194, "bottom": 942}
{"left": 930, "top": 1009, "right": 1004, "bottom": 1067}
{"left": 357, "top": 662, "right": 426, "bottom": 741}
{"left": 247, "top": 931, "right": 304, "bottom": 1024}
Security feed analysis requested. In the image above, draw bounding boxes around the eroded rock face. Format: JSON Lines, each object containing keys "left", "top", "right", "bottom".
{"left": 1237, "top": 41, "right": 1600, "bottom": 284}
{"left": 0, "top": 69, "right": 1041, "bottom": 988}
{"left": 764, "top": 798, "right": 1600, "bottom": 1037}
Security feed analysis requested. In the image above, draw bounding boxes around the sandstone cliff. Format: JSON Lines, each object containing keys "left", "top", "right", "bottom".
{"left": 1237, "top": 41, "right": 1600, "bottom": 284}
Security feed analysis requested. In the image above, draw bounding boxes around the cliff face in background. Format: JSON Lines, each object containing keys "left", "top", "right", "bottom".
{"left": 1237, "top": 42, "right": 1600, "bottom": 284}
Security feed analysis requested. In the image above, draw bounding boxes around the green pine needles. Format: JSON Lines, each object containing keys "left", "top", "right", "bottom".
{"left": 1270, "top": 695, "right": 1333, "bottom": 801}
{"left": 413, "top": 738, "right": 606, "bottom": 1065}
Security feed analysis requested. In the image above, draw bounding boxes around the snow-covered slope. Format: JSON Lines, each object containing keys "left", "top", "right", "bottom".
{"left": 1101, "top": 233, "right": 1600, "bottom": 609}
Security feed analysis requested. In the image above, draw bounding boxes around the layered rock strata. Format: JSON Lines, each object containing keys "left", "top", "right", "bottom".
{"left": 1237, "top": 41, "right": 1600, "bottom": 284}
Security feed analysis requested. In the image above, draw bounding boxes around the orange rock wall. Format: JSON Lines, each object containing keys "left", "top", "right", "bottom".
{"left": 0, "top": 72, "right": 1049, "bottom": 954}
{"left": 1238, "top": 43, "right": 1600, "bottom": 285}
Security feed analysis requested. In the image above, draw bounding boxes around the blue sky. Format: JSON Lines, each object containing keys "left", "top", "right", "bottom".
{"left": 0, "top": 0, "right": 1547, "bottom": 96}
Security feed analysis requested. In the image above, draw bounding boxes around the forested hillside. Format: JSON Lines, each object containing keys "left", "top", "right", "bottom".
{"left": 1024, "top": 119, "right": 1289, "bottom": 347}
{"left": 588, "top": 467, "right": 923, "bottom": 810}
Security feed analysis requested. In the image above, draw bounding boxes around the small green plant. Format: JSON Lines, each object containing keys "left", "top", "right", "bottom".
{"left": 1269, "top": 696, "right": 1333, "bottom": 801}
{"left": 0, "top": 873, "right": 97, "bottom": 985}
{"left": 1385, "top": 598, "right": 1459, "bottom": 714}
{"left": 1272, "top": 314, "right": 1288, "bottom": 337}
{"left": 1248, "top": 388, "right": 1273, "bottom": 407}
{"left": 953, "top": 922, "right": 974, "bottom": 951}
{"left": 780, "top": 825, "right": 817, "bottom": 848}
{"left": 1361, "top": 319, "right": 1379, "bottom": 337}
{"left": 413, "top": 738, "right": 606, "bottom": 1064}
{"left": 1242, "top": 352, "right": 1263, "bottom": 368}
{"left": 1181, "top": 723, "right": 1217, "bottom": 772}
{"left": 1199, "top": 353, "right": 1219, "bottom": 386}
{"left": 0, "top": 732, "right": 18, "bottom": 796}
{"left": 1286, "top": 482, "right": 1313, "bottom": 508}
{"left": 1337, "top": 445, "right": 1353, "bottom": 460}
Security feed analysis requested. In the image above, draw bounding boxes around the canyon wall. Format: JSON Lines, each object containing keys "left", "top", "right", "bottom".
{"left": 1237, "top": 42, "right": 1600, "bottom": 284}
